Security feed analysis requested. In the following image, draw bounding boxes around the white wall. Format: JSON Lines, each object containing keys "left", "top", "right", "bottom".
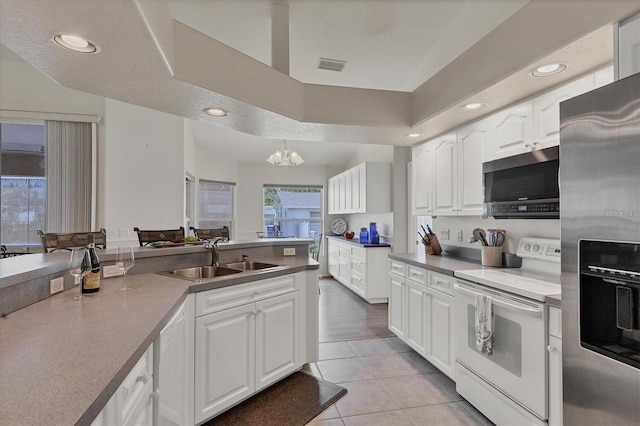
{"left": 101, "top": 99, "right": 185, "bottom": 246}
{"left": 345, "top": 144, "right": 394, "bottom": 168}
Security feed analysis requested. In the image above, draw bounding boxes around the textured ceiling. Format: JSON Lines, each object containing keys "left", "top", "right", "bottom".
{"left": 0, "top": 0, "right": 639, "bottom": 166}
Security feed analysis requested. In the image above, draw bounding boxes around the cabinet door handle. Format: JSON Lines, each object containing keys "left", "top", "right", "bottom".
{"left": 352, "top": 260, "right": 363, "bottom": 265}
{"left": 136, "top": 372, "right": 149, "bottom": 385}
{"left": 256, "top": 309, "right": 263, "bottom": 315}
{"left": 547, "top": 345, "right": 556, "bottom": 352}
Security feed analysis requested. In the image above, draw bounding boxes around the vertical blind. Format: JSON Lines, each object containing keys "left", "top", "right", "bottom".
{"left": 45, "top": 120, "right": 92, "bottom": 232}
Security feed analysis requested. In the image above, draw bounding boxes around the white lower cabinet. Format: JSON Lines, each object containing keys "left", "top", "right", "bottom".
{"left": 426, "top": 271, "right": 456, "bottom": 380}
{"left": 388, "top": 260, "right": 456, "bottom": 380}
{"left": 194, "top": 278, "right": 300, "bottom": 424}
{"left": 328, "top": 237, "right": 391, "bottom": 303}
{"left": 388, "top": 263, "right": 406, "bottom": 340}
{"left": 406, "top": 280, "right": 428, "bottom": 356}
{"left": 92, "top": 345, "right": 154, "bottom": 426}
{"left": 548, "top": 306, "right": 562, "bottom": 426}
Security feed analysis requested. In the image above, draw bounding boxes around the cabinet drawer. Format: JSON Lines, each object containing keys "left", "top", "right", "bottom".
{"left": 428, "top": 271, "right": 454, "bottom": 296}
{"left": 406, "top": 265, "right": 428, "bottom": 285}
{"left": 389, "top": 260, "right": 406, "bottom": 277}
{"left": 116, "top": 345, "right": 153, "bottom": 423}
{"left": 351, "top": 257, "right": 366, "bottom": 276}
{"left": 196, "top": 275, "right": 298, "bottom": 317}
{"left": 351, "top": 246, "right": 366, "bottom": 260}
{"left": 549, "top": 306, "right": 562, "bottom": 338}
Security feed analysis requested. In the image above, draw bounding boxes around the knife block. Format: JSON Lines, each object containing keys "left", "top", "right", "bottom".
{"left": 426, "top": 233, "right": 442, "bottom": 255}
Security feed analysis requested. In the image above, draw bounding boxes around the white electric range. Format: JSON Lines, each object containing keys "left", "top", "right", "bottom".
{"left": 453, "top": 237, "right": 561, "bottom": 426}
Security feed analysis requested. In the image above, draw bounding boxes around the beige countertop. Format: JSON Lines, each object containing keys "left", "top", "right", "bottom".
{"left": 0, "top": 256, "right": 318, "bottom": 426}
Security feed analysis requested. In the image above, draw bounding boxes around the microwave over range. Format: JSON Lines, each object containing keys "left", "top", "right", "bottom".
{"left": 483, "top": 146, "right": 559, "bottom": 219}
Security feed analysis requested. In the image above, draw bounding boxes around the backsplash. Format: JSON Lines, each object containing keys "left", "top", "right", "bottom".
{"left": 432, "top": 216, "right": 560, "bottom": 254}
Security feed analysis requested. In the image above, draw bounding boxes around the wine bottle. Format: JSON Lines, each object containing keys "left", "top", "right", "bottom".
{"left": 82, "top": 234, "right": 101, "bottom": 293}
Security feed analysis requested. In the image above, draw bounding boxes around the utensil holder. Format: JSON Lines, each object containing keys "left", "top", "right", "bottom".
{"left": 425, "top": 234, "right": 442, "bottom": 255}
{"left": 481, "top": 246, "right": 502, "bottom": 267}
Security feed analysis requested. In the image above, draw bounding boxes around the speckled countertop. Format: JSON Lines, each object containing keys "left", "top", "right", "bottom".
{"left": 389, "top": 252, "right": 562, "bottom": 306}
{"left": 388, "top": 252, "right": 485, "bottom": 276}
{"left": 0, "top": 256, "right": 318, "bottom": 426}
{"left": 546, "top": 294, "right": 562, "bottom": 307}
{"left": 0, "top": 238, "right": 313, "bottom": 291}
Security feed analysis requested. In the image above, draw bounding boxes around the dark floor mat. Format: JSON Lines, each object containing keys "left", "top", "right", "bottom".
{"left": 203, "top": 371, "right": 347, "bottom": 426}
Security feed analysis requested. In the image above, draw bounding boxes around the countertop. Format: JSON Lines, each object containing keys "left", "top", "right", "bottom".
{"left": 546, "top": 294, "right": 562, "bottom": 308}
{"left": 388, "top": 252, "right": 484, "bottom": 276}
{"left": 0, "top": 238, "right": 313, "bottom": 291}
{"left": 389, "top": 252, "right": 562, "bottom": 306}
{"left": 0, "top": 256, "right": 318, "bottom": 426}
{"left": 326, "top": 234, "right": 391, "bottom": 248}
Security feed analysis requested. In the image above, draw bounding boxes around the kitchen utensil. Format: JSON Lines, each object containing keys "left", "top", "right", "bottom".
{"left": 472, "top": 228, "right": 488, "bottom": 246}
{"left": 487, "top": 229, "right": 506, "bottom": 246}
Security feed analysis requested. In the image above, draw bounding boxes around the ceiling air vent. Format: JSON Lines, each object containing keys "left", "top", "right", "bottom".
{"left": 318, "top": 58, "right": 346, "bottom": 72}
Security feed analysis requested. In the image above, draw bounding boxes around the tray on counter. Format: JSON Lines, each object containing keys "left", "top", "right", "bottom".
{"left": 149, "top": 241, "right": 207, "bottom": 248}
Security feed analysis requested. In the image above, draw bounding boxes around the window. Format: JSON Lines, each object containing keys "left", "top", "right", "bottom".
{"left": 1, "top": 119, "right": 93, "bottom": 253}
{"left": 198, "top": 180, "right": 234, "bottom": 236}
{"left": 263, "top": 185, "right": 322, "bottom": 238}
{"left": 1, "top": 123, "right": 46, "bottom": 252}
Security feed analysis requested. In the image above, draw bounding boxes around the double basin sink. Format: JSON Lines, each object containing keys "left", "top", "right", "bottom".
{"left": 161, "top": 260, "right": 285, "bottom": 282}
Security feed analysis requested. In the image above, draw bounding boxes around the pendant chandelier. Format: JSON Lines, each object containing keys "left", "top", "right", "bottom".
{"left": 266, "top": 140, "right": 304, "bottom": 167}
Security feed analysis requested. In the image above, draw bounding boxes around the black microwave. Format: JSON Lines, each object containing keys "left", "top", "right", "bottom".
{"left": 483, "top": 146, "right": 559, "bottom": 219}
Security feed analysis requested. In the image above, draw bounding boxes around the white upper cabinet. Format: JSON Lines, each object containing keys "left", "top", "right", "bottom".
{"left": 411, "top": 143, "right": 434, "bottom": 216}
{"left": 328, "top": 162, "right": 390, "bottom": 214}
{"left": 409, "top": 68, "right": 610, "bottom": 216}
{"left": 485, "top": 100, "right": 534, "bottom": 161}
{"left": 533, "top": 74, "right": 594, "bottom": 150}
{"left": 456, "top": 118, "right": 488, "bottom": 215}
{"left": 617, "top": 13, "right": 640, "bottom": 80}
{"left": 433, "top": 133, "right": 458, "bottom": 216}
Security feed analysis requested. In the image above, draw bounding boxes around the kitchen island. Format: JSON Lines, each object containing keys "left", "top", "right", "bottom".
{"left": 0, "top": 239, "right": 319, "bottom": 425}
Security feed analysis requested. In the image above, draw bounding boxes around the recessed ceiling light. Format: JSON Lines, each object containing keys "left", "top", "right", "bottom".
{"left": 405, "top": 133, "right": 422, "bottom": 138}
{"left": 51, "top": 33, "right": 99, "bottom": 53}
{"left": 203, "top": 108, "right": 228, "bottom": 117}
{"left": 461, "top": 103, "right": 487, "bottom": 111}
{"left": 530, "top": 63, "right": 567, "bottom": 77}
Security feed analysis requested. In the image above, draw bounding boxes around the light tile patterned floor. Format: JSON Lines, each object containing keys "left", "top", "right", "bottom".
{"left": 305, "top": 337, "right": 493, "bottom": 426}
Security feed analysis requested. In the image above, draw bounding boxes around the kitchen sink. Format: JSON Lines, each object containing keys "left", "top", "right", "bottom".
{"left": 163, "top": 265, "right": 242, "bottom": 280}
{"left": 222, "top": 261, "right": 281, "bottom": 271}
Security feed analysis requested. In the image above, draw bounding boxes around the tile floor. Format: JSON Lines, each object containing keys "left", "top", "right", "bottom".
{"left": 303, "top": 336, "right": 493, "bottom": 426}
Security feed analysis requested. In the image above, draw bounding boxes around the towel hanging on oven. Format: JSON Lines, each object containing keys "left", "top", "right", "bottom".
{"left": 475, "top": 294, "right": 494, "bottom": 355}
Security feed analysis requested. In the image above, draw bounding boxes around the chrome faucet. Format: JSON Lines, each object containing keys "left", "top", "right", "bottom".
{"left": 204, "top": 237, "right": 223, "bottom": 268}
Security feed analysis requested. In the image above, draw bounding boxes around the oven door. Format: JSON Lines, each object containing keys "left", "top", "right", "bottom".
{"left": 454, "top": 280, "right": 547, "bottom": 419}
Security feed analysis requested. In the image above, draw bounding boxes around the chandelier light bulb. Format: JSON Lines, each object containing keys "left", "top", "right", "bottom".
{"left": 266, "top": 140, "right": 304, "bottom": 167}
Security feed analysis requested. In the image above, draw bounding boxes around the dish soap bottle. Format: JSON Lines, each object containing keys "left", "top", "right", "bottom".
{"left": 369, "top": 222, "right": 379, "bottom": 244}
{"left": 82, "top": 234, "right": 101, "bottom": 293}
{"left": 359, "top": 227, "right": 369, "bottom": 244}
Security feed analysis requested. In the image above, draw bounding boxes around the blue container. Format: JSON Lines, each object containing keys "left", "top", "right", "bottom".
{"left": 369, "top": 222, "right": 379, "bottom": 244}
{"left": 359, "top": 227, "right": 369, "bottom": 244}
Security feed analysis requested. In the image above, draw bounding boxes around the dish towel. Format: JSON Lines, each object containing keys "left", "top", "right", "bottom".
{"left": 475, "top": 294, "right": 494, "bottom": 356}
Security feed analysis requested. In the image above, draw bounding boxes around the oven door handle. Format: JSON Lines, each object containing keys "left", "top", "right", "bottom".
{"left": 454, "top": 284, "right": 543, "bottom": 318}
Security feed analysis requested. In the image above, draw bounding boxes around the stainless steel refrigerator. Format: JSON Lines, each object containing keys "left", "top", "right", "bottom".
{"left": 560, "top": 72, "right": 640, "bottom": 425}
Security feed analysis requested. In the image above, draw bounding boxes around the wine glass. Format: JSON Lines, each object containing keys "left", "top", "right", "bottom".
{"left": 69, "top": 248, "right": 92, "bottom": 300}
{"left": 116, "top": 246, "right": 136, "bottom": 291}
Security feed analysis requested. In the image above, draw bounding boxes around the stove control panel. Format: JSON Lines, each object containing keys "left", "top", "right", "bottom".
{"left": 517, "top": 237, "right": 561, "bottom": 262}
